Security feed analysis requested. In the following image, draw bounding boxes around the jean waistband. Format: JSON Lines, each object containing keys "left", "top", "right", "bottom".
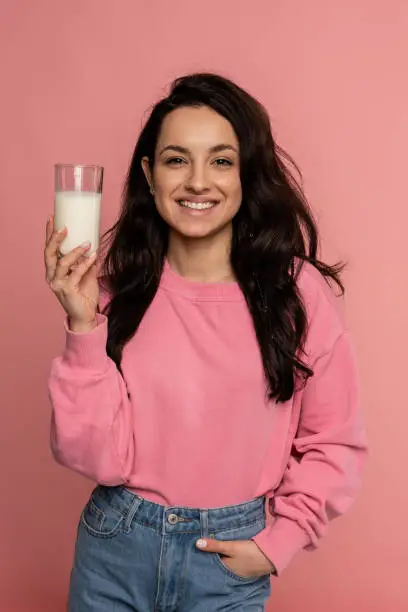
{"left": 93, "top": 486, "right": 266, "bottom": 536}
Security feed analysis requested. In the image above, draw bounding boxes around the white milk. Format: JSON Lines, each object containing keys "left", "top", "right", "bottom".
{"left": 54, "top": 190, "right": 101, "bottom": 255}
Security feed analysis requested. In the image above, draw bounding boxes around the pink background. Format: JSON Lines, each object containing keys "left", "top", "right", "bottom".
{"left": 1, "top": 1, "right": 407, "bottom": 610}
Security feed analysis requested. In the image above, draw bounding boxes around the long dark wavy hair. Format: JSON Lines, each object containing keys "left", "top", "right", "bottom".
{"left": 101, "top": 73, "right": 344, "bottom": 403}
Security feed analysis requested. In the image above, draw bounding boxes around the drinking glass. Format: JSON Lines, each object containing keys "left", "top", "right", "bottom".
{"left": 54, "top": 164, "right": 103, "bottom": 255}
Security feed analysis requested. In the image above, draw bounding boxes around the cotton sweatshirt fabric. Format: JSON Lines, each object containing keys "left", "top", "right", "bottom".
{"left": 49, "top": 260, "right": 367, "bottom": 575}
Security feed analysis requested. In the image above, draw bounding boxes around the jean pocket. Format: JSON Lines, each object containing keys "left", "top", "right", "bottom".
{"left": 80, "top": 486, "right": 125, "bottom": 538}
{"left": 211, "top": 519, "right": 271, "bottom": 584}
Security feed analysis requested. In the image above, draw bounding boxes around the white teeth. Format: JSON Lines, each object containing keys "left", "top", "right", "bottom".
{"left": 178, "top": 200, "right": 217, "bottom": 210}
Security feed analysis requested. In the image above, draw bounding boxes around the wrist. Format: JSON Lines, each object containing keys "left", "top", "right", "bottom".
{"left": 268, "top": 562, "right": 277, "bottom": 576}
{"left": 262, "top": 557, "right": 276, "bottom": 575}
{"left": 252, "top": 540, "right": 277, "bottom": 575}
{"left": 68, "top": 317, "right": 98, "bottom": 333}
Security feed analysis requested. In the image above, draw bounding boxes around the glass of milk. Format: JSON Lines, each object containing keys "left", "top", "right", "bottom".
{"left": 54, "top": 164, "right": 103, "bottom": 256}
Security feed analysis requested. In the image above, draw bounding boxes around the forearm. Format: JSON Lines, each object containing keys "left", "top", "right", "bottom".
{"left": 49, "top": 315, "right": 135, "bottom": 484}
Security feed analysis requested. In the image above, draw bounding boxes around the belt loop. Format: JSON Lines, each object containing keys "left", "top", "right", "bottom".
{"left": 200, "top": 509, "right": 209, "bottom": 538}
{"left": 123, "top": 496, "right": 142, "bottom": 533}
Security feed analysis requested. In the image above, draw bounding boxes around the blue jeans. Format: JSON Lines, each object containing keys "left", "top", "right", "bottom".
{"left": 68, "top": 485, "right": 271, "bottom": 611}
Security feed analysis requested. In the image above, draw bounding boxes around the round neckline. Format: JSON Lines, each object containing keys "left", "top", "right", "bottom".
{"left": 160, "top": 260, "right": 244, "bottom": 302}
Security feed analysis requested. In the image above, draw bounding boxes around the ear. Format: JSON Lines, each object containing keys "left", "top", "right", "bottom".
{"left": 141, "top": 157, "right": 155, "bottom": 194}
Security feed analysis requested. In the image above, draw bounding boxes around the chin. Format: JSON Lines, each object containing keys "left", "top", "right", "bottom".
{"left": 175, "top": 227, "right": 218, "bottom": 240}
{"left": 171, "top": 219, "right": 232, "bottom": 241}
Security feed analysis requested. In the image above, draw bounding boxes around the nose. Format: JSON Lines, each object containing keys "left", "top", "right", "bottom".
{"left": 185, "top": 162, "right": 210, "bottom": 192}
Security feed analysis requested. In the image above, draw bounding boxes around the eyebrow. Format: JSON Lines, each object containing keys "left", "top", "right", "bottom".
{"left": 159, "top": 144, "right": 238, "bottom": 156}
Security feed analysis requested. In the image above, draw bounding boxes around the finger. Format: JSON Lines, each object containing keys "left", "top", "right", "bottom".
{"left": 44, "top": 224, "right": 66, "bottom": 257}
{"left": 46, "top": 215, "right": 53, "bottom": 243}
{"left": 54, "top": 242, "right": 92, "bottom": 281}
{"left": 71, "top": 249, "right": 97, "bottom": 269}
{"left": 67, "top": 251, "right": 97, "bottom": 287}
{"left": 44, "top": 227, "right": 67, "bottom": 282}
{"left": 196, "top": 538, "right": 236, "bottom": 556}
{"left": 45, "top": 225, "right": 67, "bottom": 251}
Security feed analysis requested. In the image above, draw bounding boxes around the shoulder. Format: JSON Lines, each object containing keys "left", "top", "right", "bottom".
{"left": 294, "top": 259, "right": 347, "bottom": 359}
{"left": 295, "top": 260, "right": 342, "bottom": 316}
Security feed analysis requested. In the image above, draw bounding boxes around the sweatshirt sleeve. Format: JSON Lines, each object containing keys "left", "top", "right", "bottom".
{"left": 252, "top": 275, "right": 367, "bottom": 575}
{"left": 48, "top": 313, "right": 135, "bottom": 485}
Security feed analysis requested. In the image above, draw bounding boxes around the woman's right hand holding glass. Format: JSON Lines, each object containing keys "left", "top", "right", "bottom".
{"left": 44, "top": 216, "right": 100, "bottom": 333}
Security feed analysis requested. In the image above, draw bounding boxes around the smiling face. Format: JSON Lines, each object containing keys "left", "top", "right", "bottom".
{"left": 142, "top": 105, "right": 242, "bottom": 243}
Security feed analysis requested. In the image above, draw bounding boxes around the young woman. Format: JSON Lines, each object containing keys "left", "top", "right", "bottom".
{"left": 45, "top": 73, "right": 367, "bottom": 611}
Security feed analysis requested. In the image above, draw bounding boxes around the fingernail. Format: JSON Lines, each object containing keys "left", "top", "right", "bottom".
{"left": 196, "top": 539, "right": 207, "bottom": 549}
{"left": 80, "top": 241, "right": 91, "bottom": 248}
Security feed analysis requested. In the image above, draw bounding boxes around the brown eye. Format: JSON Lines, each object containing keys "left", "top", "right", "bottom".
{"left": 165, "top": 157, "right": 185, "bottom": 166}
{"left": 214, "top": 158, "right": 233, "bottom": 167}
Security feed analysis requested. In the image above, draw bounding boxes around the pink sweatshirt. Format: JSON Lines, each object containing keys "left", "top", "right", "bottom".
{"left": 49, "top": 260, "right": 367, "bottom": 575}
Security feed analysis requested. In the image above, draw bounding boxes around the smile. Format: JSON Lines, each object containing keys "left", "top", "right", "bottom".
{"left": 177, "top": 200, "right": 218, "bottom": 210}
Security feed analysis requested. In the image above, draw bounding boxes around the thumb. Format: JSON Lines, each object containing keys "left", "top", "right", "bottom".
{"left": 196, "top": 538, "right": 235, "bottom": 556}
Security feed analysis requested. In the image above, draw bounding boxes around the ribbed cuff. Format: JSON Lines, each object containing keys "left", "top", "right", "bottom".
{"left": 62, "top": 314, "right": 109, "bottom": 370}
{"left": 252, "top": 517, "right": 311, "bottom": 576}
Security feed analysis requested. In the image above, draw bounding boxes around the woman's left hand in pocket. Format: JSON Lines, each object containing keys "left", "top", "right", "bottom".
{"left": 196, "top": 537, "right": 275, "bottom": 578}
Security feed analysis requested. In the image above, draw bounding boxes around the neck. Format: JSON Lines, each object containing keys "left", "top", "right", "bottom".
{"left": 166, "top": 229, "right": 235, "bottom": 283}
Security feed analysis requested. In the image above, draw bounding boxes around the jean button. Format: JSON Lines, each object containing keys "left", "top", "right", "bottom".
{"left": 168, "top": 513, "right": 178, "bottom": 525}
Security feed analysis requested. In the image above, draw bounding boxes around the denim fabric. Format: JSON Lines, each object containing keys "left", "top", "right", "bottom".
{"left": 68, "top": 485, "right": 271, "bottom": 611}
